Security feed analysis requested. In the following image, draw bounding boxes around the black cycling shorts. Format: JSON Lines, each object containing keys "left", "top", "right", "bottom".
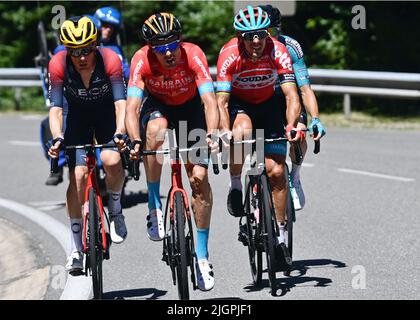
{"left": 64, "top": 103, "right": 118, "bottom": 169}
{"left": 140, "top": 93, "right": 209, "bottom": 167}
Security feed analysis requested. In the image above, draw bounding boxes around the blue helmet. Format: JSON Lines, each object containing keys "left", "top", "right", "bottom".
{"left": 94, "top": 7, "right": 122, "bottom": 28}
{"left": 233, "top": 6, "right": 271, "bottom": 32}
{"left": 84, "top": 14, "right": 102, "bottom": 30}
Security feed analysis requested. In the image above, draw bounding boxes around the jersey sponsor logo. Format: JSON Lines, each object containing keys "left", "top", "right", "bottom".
{"left": 67, "top": 83, "right": 111, "bottom": 101}
{"left": 232, "top": 69, "right": 277, "bottom": 90}
{"left": 192, "top": 56, "right": 211, "bottom": 80}
{"left": 273, "top": 47, "right": 292, "bottom": 71}
{"left": 132, "top": 59, "right": 144, "bottom": 85}
{"left": 219, "top": 53, "right": 236, "bottom": 78}
{"left": 146, "top": 75, "right": 194, "bottom": 90}
{"left": 286, "top": 37, "right": 304, "bottom": 59}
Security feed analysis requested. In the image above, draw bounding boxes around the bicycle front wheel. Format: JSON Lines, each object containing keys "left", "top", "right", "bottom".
{"left": 88, "top": 187, "right": 103, "bottom": 300}
{"left": 260, "top": 174, "right": 277, "bottom": 294}
{"left": 244, "top": 174, "right": 263, "bottom": 285}
{"left": 174, "top": 191, "right": 189, "bottom": 300}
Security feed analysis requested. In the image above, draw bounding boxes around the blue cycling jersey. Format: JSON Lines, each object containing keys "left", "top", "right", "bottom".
{"left": 278, "top": 35, "right": 310, "bottom": 88}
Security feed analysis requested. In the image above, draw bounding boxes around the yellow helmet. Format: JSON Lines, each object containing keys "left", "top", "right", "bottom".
{"left": 60, "top": 16, "right": 97, "bottom": 48}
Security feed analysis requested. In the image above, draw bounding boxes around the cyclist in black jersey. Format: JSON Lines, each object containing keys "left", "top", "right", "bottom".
{"left": 47, "top": 16, "right": 128, "bottom": 273}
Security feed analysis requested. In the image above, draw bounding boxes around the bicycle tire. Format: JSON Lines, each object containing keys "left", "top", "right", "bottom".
{"left": 244, "top": 175, "right": 262, "bottom": 285}
{"left": 88, "top": 188, "right": 103, "bottom": 299}
{"left": 260, "top": 174, "right": 277, "bottom": 293}
{"left": 174, "top": 192, "right": 189, "bottom": 300}
{"left": 283, "top": 167, "right": 294, "bottom": 276}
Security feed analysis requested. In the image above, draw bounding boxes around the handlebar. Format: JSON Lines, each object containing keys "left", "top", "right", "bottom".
{"left": 50, "top": 143, "right": 118, "bottom": 174}
{"left": 132, "top": 144, "right": 220, "bottom": 179}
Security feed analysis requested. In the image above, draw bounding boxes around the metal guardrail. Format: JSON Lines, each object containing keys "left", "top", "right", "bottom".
{"left": 2, "top": 67, "right": 420, "bottom": 116}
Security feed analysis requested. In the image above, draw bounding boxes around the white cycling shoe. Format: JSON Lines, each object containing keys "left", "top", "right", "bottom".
{"left": 196, "top": 259, "right": 215, "bottom": 291}
{"left": 65, "top": 250, "right": 84, "bottom": 273}
{"left": 147, "top": 209, "right": 164, "bottom": 241}
{"left": 110, "top": 213, "right": 127, "bottom": 244}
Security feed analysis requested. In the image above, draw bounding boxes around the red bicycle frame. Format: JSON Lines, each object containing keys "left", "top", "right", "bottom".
{"left": 168, "top": 160, "right": 191, "bottom": 222}
{"left": 82, "top": 149, "right": 108, "bottom": 252}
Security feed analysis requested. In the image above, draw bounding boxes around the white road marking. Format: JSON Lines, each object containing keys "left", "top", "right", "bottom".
{"left": 9, "top": 140, "right": 40, "bottom": 147}
{"left": 337, "top": 168, "right": 415, "bottom": 182}
{"left": 0, "top": 197, "right": 92, "bottom": 300}
{"left": 21, "top": 115, "right": 44, "bottom": 120}
{"left": 302, "top": 162, "right": 315, "bottom": 168}
{"left": 28, "top": 200, "right": 66, "bottom": 207}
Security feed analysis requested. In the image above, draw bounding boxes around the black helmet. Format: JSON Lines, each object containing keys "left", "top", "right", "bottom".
{"left": 259, "top": 5, "right": 282, "bottom": 28}
{"left": 141, "top": 12, "right": 182, "bottom": 42}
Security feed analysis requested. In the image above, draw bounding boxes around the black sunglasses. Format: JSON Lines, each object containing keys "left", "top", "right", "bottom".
{"left": 68, "top": 45, "right": 96, "bottom": 57}
{"left": 241, "top": 30, "right": 269, "bottom": 41}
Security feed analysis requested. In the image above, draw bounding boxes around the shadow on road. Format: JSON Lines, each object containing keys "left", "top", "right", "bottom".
{"left": 103, "top": 288, "right": 167, "bottom": 300}
{"left": 244, "top": 258, "right": 347, "bottom": 297}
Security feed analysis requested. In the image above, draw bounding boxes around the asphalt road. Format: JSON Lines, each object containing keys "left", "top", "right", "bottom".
{"left": 0, "top": 113, "right": 419, "bottom": 300}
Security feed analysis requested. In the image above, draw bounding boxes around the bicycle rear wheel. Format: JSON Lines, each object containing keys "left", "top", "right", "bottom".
{"left": 88, "top": 188, "right": 103, "bottom": 299}
{"left": 260, "top": 174, "right": 277, "bottom": 294}
{"left": 244, "top": 174, "right": 263, "bottom": 285}
{"left": 174, "top": 192, "right": 189, "bottom": 300}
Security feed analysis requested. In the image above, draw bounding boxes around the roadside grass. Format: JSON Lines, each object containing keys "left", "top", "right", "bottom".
{"left": 321, "top": 112, "right": 420, "bottom": 130}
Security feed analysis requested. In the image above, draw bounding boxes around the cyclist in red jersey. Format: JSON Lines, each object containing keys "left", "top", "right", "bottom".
{"left": 125, "top": 13, "right": 219, "bottom": 291}
{"left": 47, "top": 17, "right": 127, "bottom": 273}
{"left": 217, "top": 7, "right": 301, "bottom": 247}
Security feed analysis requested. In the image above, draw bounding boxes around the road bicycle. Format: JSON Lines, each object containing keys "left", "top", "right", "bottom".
{"left": 236, "top": 127, "right": 320, "bottom": 295}
{"left": 51, "top": 141, "right": 119, "bottom": 299}
{"left": 133, "top": 139, "right": 219, "bottom": 300}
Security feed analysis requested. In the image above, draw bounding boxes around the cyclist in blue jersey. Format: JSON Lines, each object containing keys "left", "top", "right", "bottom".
{"left": 259, "top": 5, "right": 326, "bottom": 211}
{"left": 94, "top": 6, "right": 130, "bottom": 80}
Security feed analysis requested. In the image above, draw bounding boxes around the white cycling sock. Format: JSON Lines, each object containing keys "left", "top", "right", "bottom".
{"left": 70, "top": 218, "right": 83, "bottom": 252}
{"left": 108, "top": 190, "right": 122, "bottom": 215}
{"left": 291, "top": 163, "right": 301, "bottom": 183}
{"left": 229, "top": 174, "right": 242, "bottom": 191}
{"left": 277, "top": 222, "right": 285, "bottom": 244}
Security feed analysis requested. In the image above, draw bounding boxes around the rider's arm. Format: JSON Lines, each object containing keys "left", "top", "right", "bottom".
{"left": 286, "top": 37, "right": 320, "bottom": 120}
{"left": 190, "top": 45, "right": 219, "bottom": 135}
{"left": 48, "top": 52, "right": 66, "bottom": 139}
{"left": 125, "top": 51, "right": 146, "bottom": 142}
{"left": 102, "top": 48, "right": 127, "bottom": 136}
{"left": 215, "top": 43, "right": 236, "bottom": 132}
{"left": 49, "top": 107, "right": 63, "bottom": 139}
{"left": 216, "top": 93, "right": 231, "bottom": 132}
{"left": 281, "top": 83, "right": 301, "bottom": 128}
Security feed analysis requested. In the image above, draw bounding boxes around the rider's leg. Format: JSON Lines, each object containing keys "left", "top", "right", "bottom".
{"left": 186, "top": 164, "right": 212, "bottom": 256}
{"left": 265, "top": 154, "right": 287, "bottom": 244}
{"left": 186, "top": 163, "right": 214, "bottom": 291}
{"left": 65, "top": 165, "right": 88, "bottom": 271}
{"left": 143, "top": 116, "right": 168, "bottom": 241}
{"left": 101, "top": 149, "right": 127, "bottom": 243}
{"left": 288, "top": 112, "right": 308, "bottom": 210}
{"left": 227, "top": 113, "right": 253, "bottom": 217}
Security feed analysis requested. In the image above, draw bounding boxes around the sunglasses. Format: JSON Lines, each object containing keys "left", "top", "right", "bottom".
{"left": 68, "top": 45, "right": 96, "bottom": 57}
{"left": 241, "top": 30, "right": 269, "bottom": 41}
{"left": 151, "top": 40, "right": 180, "bottom": 55}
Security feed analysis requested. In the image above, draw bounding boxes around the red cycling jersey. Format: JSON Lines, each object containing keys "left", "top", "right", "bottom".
{"left": 216, "top": 36, "right": 295, "bottom": 104}
{"left": 128, "top": 42, "right": 214, "bottom": 106}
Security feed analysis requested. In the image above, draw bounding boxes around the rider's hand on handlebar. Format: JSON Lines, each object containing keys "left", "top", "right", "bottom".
{"left": 48, "top": 137, "right": 64, "bottom": 159}
{"left": 285, "top": 124, "right": 301, "bottom": 142}
{"left": 309, "top": 118, "right": 326, "bottom": 141}
{"left": 129, "top": 139, "right": 143, "bottom": 160}
{"left": 113, "top": 133, "right": 128, "bottom": 151}
{"left": 219, "top": 130, "right": 233, "bottom": 148}
{"left": 206, "top": 133, "right": 220, "bottom": 154}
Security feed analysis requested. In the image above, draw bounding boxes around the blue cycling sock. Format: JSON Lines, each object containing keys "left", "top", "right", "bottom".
{"left": 195, "top": 228, "right": 210, "bottom": 260}
{"left": 147, "top": 181, "right": 162, "bottom": 212}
